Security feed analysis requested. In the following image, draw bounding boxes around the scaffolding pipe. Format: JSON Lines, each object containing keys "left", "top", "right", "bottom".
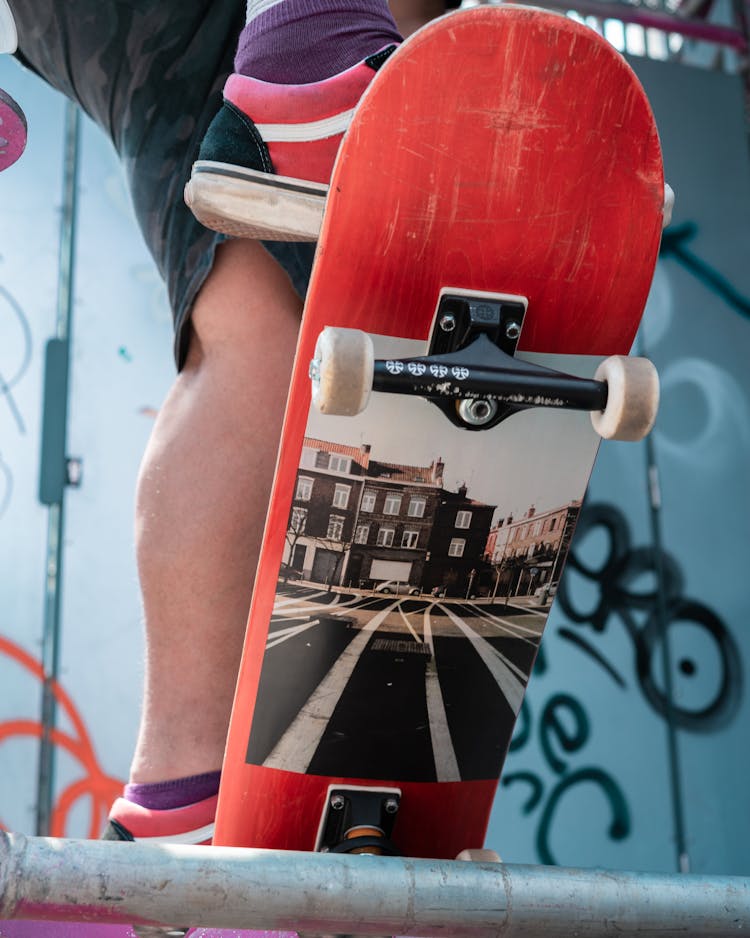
{"left": 36, "top": 99, "right": 81, "bottom": 837}
{"left": 533, "top": 0, "right": 749, "bottom": 50}
{"left": 1, "top": 833, "right": 748, "bottom": 936}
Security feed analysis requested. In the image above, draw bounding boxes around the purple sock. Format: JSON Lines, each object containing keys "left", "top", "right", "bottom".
{"left": 235, "top": 0, "right": 402, "bottom": 84}
{"left": 124, "top": 770, "right": 221, "bottom": 810}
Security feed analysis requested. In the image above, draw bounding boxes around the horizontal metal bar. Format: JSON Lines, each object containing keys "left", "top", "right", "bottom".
{"left": 534, "top": 0, "right": 749, "bottom": 50}
{"left": 1, "top": 832, "right": 749, "bottom": 936}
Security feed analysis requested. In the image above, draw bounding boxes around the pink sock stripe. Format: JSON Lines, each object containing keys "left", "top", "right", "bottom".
{"left": 224, "top": 58, "right": 378, "bottom": 126}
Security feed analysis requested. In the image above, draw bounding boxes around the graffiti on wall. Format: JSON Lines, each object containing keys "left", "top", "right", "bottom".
{"left": 502, "top": 501, "right": 742, "bottom": 864}
{"left": 660, "top": 222, "right": 750, "bottom": 321}
{"left": 0, "top": 634, "right": 123, "bottom": 837}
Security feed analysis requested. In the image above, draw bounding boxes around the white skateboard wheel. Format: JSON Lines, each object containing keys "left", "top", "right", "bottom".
{"left": 663, "top": 183, "right": 675, "bottom": 228}
{"left": 310, "top": 327, "right": 374, "bottom": 416}
{"left": 456, "top": 848, "right": 502, "bottom": 863}
{"left": 591, "top": 355, "right": 660, "bottom": 441}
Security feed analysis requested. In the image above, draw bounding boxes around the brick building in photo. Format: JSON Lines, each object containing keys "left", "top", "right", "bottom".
{"left": 426, "top": 485, "right": 496, "bottom": 597}
{"left": 282, "top": 438, "right": 495, "bottom": 595}
{"left": 487, "top": 501, "right": 581, "bottom": 598}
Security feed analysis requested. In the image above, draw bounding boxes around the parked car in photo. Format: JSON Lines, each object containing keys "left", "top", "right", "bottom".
{"left": 374, "top": 579, "right": 420, "bottom": 596}
{"left": 533, "top": 583, "right": 557, "bottom": 603}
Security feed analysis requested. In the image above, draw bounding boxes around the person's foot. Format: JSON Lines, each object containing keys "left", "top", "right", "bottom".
{"left": 102, "top": 771, "right": 220, "bottom": 845}
{"left": 103, "top": 781, "right": 218, "bottom": 938}
{"left": 102, "top": 793, "right": 217, "bottom": 845}
{"left": 0, "top": 88, "right": 26, "bottom": 172}
{"left": 106, "top": 800, "right": 207, "bottom": 937}
{"left": 185, "top": 45, "right": 397, "bottom": 241}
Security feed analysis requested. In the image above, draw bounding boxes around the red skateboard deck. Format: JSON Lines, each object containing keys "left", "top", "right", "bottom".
{"left": 215, "top": 6, "right": 664, "bottom": 859}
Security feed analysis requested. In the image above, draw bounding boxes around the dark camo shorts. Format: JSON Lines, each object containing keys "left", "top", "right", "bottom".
{"left": 11, "top": 0, "right": 315, "bottom": 370}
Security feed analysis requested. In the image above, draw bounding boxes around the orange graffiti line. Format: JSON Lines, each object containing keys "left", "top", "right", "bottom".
{"left": 0, "top": 721, "right": 123, "bottom": 837}
{"left": 0, "top": 635, "right": 126, "bottom": 836}
{"left": 52, "top": 775, "right": 123, "bottom": 840}
{"left": 0, "top": 720, "right": 90, "bottom": 764}
{"left": 0, "top": 634, "right": 92, "bottom": 749}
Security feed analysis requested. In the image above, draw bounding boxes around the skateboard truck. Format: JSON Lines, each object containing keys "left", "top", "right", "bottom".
{"left": 316, "top": 786, "right": 401, "bottom": 856}
{"left": 310, "top": 290, "right": 659, "bottom": 440}
{"left": 371, "top": 291, "right": 608, "bottom": 431}
{"left": 372, "top": 331, "right": 608, "bottom": 431}
{"left": 428, "top": 292, "right": 526, "bottom": 359}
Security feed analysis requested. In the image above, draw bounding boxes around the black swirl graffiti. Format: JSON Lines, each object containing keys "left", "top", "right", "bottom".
{"left": 535, "top": 766, "right": 630, "bottom": 865}
{"left": 504, "top": 692, "right": 630, "bottom": 866}
{"left": 660, "top": 222, "right": 750, "bottom": 320}
{"left": 502, "top": 501, "right": 741, "bottom": 864}
{"left": 557, "top": 502, "right": 742, "bottom": 732}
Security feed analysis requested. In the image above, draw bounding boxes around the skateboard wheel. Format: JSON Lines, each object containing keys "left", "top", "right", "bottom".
{"left": 456, "top": 848, "right": 502, "bottom": 863}
{"left": 310, "top": 327, "right": 374, "bottom": 416}
{"left": 591, "top": 355, "right": 659, "bottom": 441}
{"left": 663, "top": 183, "right": 675, "bottom": 228}
{"left": 0, "top": 89, "right": 27, "bottom": 172}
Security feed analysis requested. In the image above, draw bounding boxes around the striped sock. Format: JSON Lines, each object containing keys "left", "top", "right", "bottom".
{"left": 235, "top": 0, "right": 401, "bottom": 84}
{"left": 124, "top": 770, "right": 221, "bottom": 810}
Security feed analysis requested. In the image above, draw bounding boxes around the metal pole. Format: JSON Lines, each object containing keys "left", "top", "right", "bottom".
{"left": 35, "top": 100, "right": 81, "bottom": 835}
{"left": 637, "top": 331, "right": 689, "bottom": 875}
{"left": 1, "top": 833, "right": 748, "bottom": 936}
{"left": 644, "top": 425, "right": 690, "bottom": 874}
{"left": 534, "top": 0, "right": 748, "bottom": 50}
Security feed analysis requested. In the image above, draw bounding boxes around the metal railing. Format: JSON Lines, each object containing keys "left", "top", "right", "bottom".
{"left": 1, "top": 832, "right": 748, "bottom": 936}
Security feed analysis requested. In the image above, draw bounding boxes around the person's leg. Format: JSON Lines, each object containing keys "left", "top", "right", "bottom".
{"left": 130, "top": 237, "right": 303, "bottom": 785}
{"left": 105, "top": 0, "right": 447, "bottom": 844}
{"left": 389, "top": 0, "right": 445, "bottom": 37}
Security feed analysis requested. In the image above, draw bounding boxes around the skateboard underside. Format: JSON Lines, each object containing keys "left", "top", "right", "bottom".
{"left": 0, "top": 7, "right": 668, "bottom": 938}
{"left": 216, "top": 5, "right": 664, "bottom": 858}
{"left": 251, "top": 346, "right": 598, "bottom": 753}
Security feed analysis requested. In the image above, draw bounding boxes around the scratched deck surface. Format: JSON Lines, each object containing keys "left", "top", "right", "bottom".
{"left": 215, "top": 5, "right": 664, "bottom": 859}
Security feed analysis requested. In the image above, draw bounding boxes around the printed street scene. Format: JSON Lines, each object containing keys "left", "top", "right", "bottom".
{"left": 247, "top": 337, "right": 602, "bottom": 783}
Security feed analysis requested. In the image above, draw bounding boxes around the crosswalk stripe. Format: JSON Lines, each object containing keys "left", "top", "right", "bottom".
{"left": 423, "top": 609, "right": 461, "bottom": 782}
{"left": 439, "top": 605, "right": 526, "bottom": 715}
{"left": 263, "top": 601, "right": 401, "bottom": 772}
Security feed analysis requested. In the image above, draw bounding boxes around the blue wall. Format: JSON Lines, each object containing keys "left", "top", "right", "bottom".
{"left": 488, "top": 56, "right": 750, "bottom": 874}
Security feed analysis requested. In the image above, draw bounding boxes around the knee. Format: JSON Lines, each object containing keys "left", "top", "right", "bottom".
{"left": 186, "top": 239, "right": 303, "bottom": 360}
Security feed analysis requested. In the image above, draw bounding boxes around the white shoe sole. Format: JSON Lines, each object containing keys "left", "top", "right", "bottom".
{"left": 184, "top": 160, "right": 326, "bottom": 242}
